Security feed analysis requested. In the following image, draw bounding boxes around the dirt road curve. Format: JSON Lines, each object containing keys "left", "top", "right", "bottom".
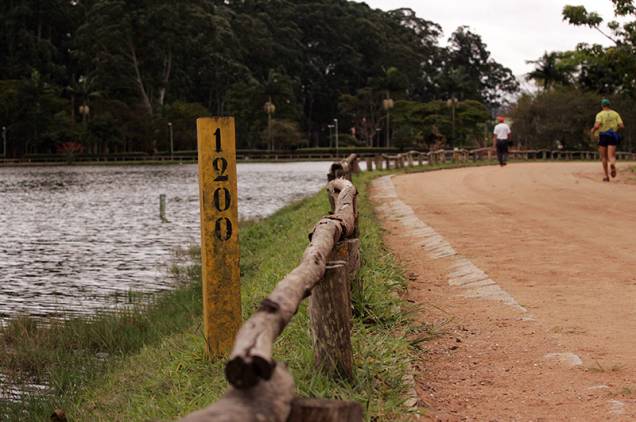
{"left": 372, "top": 162, "right": 636, "bottom": 421}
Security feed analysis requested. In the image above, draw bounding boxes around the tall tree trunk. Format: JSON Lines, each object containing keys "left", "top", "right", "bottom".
{"left": 127, "top": 37, "right": 153, "bottom": 116}
{"left": 157, "top": 51, "right": 172, "bottom": 107}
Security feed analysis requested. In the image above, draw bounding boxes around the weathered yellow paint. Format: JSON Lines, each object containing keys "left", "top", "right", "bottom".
{"left": 196, "top": 117, "right": 241, "bottom": 358}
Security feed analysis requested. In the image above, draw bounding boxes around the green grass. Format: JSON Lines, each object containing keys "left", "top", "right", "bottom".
{"left": 1, "top": 161, "right": 490, "bottom": 421}
{"left": 1, "top": 170, "right": 422, "bottom": 421}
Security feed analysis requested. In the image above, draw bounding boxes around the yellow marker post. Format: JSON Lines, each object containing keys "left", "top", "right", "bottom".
{"left": 196, "top": 117, "right": 241, "bottom": 357}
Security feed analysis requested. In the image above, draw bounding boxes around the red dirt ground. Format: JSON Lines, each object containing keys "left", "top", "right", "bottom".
{"left": 371, "top": 162, "right": 636, "bottom": 421}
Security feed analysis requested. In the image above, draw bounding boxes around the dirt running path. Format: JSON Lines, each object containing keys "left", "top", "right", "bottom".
{"left": 371, "top": 162, "right": 636, "bottom": 421}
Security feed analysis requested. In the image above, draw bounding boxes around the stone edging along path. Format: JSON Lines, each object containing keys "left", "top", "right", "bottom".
{"left": 373, "top": 176, "right": 529, "bottom": 316}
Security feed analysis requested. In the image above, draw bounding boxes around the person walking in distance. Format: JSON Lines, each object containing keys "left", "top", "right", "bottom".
{"left": 591, "top": 99, "right": 624, "bottom": 182}
{"left": 493, "top": 116, "right": 511, "bottom": 166}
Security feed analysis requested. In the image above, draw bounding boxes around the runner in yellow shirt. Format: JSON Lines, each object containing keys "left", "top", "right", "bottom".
{"left": 590, "top": 99, "right": 624, "bottom": 181}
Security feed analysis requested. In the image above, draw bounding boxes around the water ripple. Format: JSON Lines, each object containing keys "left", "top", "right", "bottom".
{"left": 0, "top": 162, "right": 330, "bottom": 320}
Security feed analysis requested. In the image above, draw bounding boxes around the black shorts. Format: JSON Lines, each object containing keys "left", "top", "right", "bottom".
{"left": 599, "top": 133, "right": 619, "bottom": 147}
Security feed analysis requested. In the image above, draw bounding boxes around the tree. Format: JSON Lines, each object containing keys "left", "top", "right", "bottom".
{"left": 437, "top": 27, "right": 519, "bottom": 109}
{"left": 526, "top": 52, "right": 576, "bottom": 90}
{"left": 260, "top": 119, "right": 307, "bottom": 150}
{"left": 13, "top": 70, "right": 67, "bottom": 155}
{"left": 562, "top": 1, "right": 636, "bottom": 95}
{"left": 0, "top": 0, "right": 523, "bottom": 156}
{"left": 511, "top": 88, "right": 600, "bottom": 150}
{"left": 75, "top": 0, "right": 229, "bottom": 116}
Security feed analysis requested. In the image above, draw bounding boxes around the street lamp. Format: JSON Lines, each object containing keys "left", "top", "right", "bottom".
{"left": 383, "top": 93, "right": 394, "bottom": 148}
{"left": 168, "top": 122, "right": 174, "bottom": 160}
{"left": 333, "top": 118, "right": 339, "bottom": 158}
{"left": 2, "top": 126, "right": 6, "bottom": 158}
{"left": 263, "top": 97, "right": 276, "bottom": 151}
{"left": 446, "top": 97, "right": 458, "bottom": 148}
{"left": 327, "top": 124, "right": 334, "bottom": 148}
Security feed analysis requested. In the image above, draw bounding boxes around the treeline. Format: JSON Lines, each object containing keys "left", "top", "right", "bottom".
{"left": 0, "top": 0, "right": 518, "bottom": 158}
{"left": 515, "top": 0, "right": 636, "bottom": 151}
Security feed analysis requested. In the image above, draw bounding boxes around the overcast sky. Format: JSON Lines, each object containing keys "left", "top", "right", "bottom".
{"left": 363, "top": 0, "right": 617, "bottom": 77}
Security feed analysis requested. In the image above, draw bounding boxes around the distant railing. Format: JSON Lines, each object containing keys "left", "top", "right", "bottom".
{"left": 3, "top": 148, "right": 635, "bottom": 165}
{"left": 365, "top": 149, "right": 636, "bottom": 169}
{"left": 181, "top": 154, "right": 364, "bottom": 422}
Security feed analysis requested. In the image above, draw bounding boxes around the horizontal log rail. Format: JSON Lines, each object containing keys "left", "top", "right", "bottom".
{"left": 225, "top": 177, "right": 357, "bottom": 390}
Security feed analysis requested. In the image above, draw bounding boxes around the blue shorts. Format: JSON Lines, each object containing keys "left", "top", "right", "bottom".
{"left": 599, "top": 131, "right": 620, "bottom": 147}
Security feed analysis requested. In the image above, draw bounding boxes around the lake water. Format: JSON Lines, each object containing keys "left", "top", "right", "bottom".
{"left": 0, "top": 162, "right": 330, "bottom": 321}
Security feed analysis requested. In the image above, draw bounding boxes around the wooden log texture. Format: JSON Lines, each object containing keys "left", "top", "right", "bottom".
{"left": 327, "top": 154, "right": 358, "bottom": 181}
{"left": 180, "top": 365, "right": 295, "bottom": 422}
{"left": 383, "top": 154, "right": 391, "bottom": 169}
{"left": 287, "top": 398, "right": 363, "bottom": 422}
{"left": 335, "top": 239, "right": 361, "bottom": 297}
{"left": 310, "top": 257, "right": 353, "bottom": 379}
{"left": 226, "top": 178, "right": 358, "bottom": 390}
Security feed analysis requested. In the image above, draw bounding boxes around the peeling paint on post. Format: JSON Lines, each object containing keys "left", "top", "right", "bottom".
{"left": 197, "top": 117, "right": 241, "bottom": 358}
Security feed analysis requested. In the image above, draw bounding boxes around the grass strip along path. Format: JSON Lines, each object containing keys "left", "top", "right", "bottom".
{"left": 1, "top": 161, "right": 491, "bottom": 421}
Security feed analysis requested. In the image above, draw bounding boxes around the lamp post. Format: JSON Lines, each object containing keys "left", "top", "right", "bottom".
{"left": 375, "top": 127, "right": 382, "bottom": 148}
{"left": 383, "top": 94, "right": 394, "bottom": 148}
{"left": 2, "top": 126, "right": 6, "bottom": 158}
{"left": 333, "top": 118, "right": 339, "bottom": 158}
{"left": 78, "top": 104, "right": 91, "bottom": 153}
{"left": 168, "top": 122, "right": 174, "bottom": 160}
{"left": 264, "top": 97, "right": 276, "bottom": 151}
{"left": 446, "top": 97, "right": 458, "bottom": 148}
{"left": 327, "top": 124, "right": 334, "bottom": 148}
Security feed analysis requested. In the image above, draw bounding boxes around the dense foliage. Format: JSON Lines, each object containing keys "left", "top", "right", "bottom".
{"left": 519, "top": 0, "right": 636, "bottom": 150}
{"left": 0, "top": 0, "right": 518, "bottom": 157}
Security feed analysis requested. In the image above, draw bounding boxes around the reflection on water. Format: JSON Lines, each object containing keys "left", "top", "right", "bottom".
{"left": 0, "top": 162, "right": 330, "bottom": 320}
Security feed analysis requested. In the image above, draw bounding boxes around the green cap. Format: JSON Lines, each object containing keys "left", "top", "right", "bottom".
{"left": 601, "top": 98, "right": 611, "bottom": 106}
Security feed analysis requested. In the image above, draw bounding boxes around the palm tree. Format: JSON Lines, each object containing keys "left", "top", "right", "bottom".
{"left": 66, "top": 75, "right": 102, "bottom": 153}
{"left": 526, "top": 52, "right": 575, "bottom": 90}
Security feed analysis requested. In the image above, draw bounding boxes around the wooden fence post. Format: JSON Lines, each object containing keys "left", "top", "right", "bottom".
{"left": 417, "top": 153, "right": 424, "bottom": 166}
{"left": 407, "top": 153, "right": 414, "bottom": 167}
{"left": 288, "top": 399, "right": 363, "bottom": 422}
{"left": 374, "top": 155, "right": 383, "bottom": 171}
{"left": 309, "top": 251, "right": 354, "bottom": 380}
{"left": 328, "top": 238, "right": 361, "bottom": 297}
{"left": 384, "top": 155, "right": 391, "bottom": 170}
{"left": 365, "top": 157, "right": 373, "bottom": 171}
{"left": 159, "top": 194, "right": 168, "bottom": 223}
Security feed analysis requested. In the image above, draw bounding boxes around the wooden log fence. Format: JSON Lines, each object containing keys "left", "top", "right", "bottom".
{"left": 362, "top": 148, "right": 635, "bottom": 169}
{"left": 181, "top": 148, "right": 636, "bottom": 421}
{"left": 183, "top": 154, "right": 363, "bottom": 422}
